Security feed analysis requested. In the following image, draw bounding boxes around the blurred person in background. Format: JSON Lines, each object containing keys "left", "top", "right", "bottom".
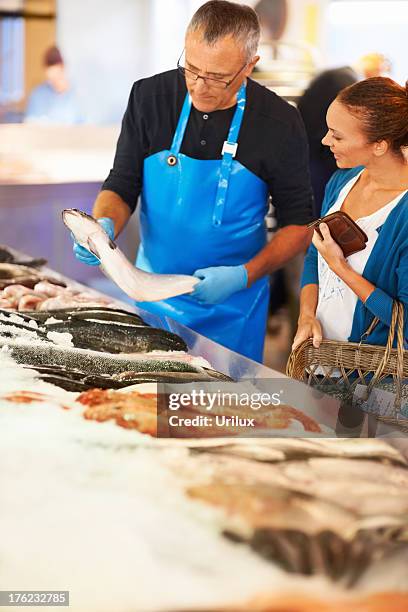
{"left": 293, "top": 77, "right": 408, "bottom": 352}
{"left": 71, "top": 0, "right": 314, "bottom": 362}
{"left": 25, "top": 46, "right": 83, "bottom": 125}
{"left": 298, "top": 53, "right": 391, "bottom": 216}
{"left": 356, "top": 53, "right": 392, "bottom": 79}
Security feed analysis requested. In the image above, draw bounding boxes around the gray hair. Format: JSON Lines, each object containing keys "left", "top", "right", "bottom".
{"left": 186, "top": 1, "right": 260, "bottom": 61}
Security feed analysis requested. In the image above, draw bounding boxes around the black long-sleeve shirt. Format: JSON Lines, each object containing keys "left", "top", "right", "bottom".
{"left": 102, "top": 69, "right": 314, "bottom": 228}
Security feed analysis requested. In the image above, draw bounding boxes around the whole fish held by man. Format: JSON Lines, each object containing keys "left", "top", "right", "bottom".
{"left": 63, "top": 209, "right": 199, "bottom": 302}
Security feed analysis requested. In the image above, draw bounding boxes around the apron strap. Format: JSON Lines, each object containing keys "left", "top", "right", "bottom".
{"left": 169, "top": 93, "right": 192, "bottom": 156}
{"left": 213, "top": 83, "right": 247, "bottom": 227}
{"left": 169, "top": 83, "right": 247, "bottom": 226}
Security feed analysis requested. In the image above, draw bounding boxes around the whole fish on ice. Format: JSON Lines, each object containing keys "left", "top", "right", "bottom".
{"left": 62, "top": 209, "right": 199, "bottom": 302}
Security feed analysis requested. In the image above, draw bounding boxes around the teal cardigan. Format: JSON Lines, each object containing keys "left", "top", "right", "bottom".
{"left": 301, "top": 166, "right": 408, "bottom": 345}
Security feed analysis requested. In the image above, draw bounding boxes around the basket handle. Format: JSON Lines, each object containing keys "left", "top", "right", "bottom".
{"left": 357, "top": 315, "right": 380, "bottom": 348}
{"left": 366, "top": 301, "right": 405, "bottom": 408}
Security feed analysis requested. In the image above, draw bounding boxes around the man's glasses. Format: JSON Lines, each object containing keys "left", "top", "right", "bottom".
{"left": 177, "top": 50, "right": 248, "bottom": 90}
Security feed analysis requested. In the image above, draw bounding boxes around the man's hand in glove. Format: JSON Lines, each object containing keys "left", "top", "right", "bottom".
{"left": 72, "top": 217, "right": 115, "bottom": 266}
{"left": 191, "top": 265, "right": 248, "bottom": 304}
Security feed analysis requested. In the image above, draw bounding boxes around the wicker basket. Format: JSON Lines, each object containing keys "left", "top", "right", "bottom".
{"left": 286, "top": 301, "right": 408, "bottom": 428}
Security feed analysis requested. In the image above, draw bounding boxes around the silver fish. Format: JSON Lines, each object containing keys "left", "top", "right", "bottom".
{"left": 62, "top": 209, "right": 199, "bottom": 302}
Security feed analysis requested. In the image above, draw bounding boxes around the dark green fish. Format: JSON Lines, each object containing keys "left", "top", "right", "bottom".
{"left": 44, "top": 318, "right": 187, "bottom": 353}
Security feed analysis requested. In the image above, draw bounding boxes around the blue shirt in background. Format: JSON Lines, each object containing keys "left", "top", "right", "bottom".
{"left": 25, "top": 82, "right": 83, "bottom": 124}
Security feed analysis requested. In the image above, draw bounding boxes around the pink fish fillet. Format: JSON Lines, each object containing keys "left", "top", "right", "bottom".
{"left": 18, "top": 293, "right": 47, "bottom": 311}
{"left": 2, "top": 284, "right": 35, "bottom": 299}
{"left": 33, "top": 281, "right": 73, "bottom": 298}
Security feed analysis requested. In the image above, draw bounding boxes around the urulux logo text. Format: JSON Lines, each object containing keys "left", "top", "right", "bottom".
{"left": 168, "top": 415, "right": 256, "bottom": 427}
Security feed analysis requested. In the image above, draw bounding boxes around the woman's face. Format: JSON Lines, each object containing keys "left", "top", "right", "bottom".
{"left": 322, "top": 99, "right": 374, "bottom": 168}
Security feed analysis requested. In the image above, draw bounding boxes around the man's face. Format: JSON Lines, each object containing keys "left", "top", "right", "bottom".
{"left": 183, "top": 30, "right": 258, "bottom": 113}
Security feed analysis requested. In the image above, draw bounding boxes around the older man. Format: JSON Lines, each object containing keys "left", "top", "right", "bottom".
{"left": 73, "top": 0, "right": 314, "bottom": 362}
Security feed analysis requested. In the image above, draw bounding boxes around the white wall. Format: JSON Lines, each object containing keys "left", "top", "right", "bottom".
{"left": 56, "top": 0, "right": 201, "bottom": 124}
{"left": 149, "top": 0, "right": 201, "bottom": 73}
{"left": 324, "top": 0, "right": 408, "bottom": 84}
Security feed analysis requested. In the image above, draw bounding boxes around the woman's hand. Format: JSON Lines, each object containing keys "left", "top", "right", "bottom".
{"left": 292, "top": 315, "right": 323, "bottom": 350}
{"left": 312, "top": 223, "right": 346, "bottom": 273}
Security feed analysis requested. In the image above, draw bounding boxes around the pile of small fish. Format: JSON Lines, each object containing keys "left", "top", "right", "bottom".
{"left": 183, "top": 438, "right": 408, "bottom": 584}
{"left": 0, "top": 275, "right": 112, "bottom": 311}
{"left": 0, "top": 245, "right": 116, "bottom": 311}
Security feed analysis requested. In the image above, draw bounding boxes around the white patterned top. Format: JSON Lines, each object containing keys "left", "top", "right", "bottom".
{"left": 316, "top": 170, "right": 407, "bottom": 341}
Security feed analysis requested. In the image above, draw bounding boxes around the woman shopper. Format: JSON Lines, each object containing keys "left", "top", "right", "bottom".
{"left": 293, "top": 77, "right": 408, "bottom": 351}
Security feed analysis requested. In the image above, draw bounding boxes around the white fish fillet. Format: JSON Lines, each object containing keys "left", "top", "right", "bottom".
{"left": 62, "top": 209, "right": 199, "bottom": 302}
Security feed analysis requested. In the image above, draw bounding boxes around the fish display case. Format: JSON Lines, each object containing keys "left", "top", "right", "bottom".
{"left": 1, "top": 244, "right": 407, "bottom": 436}
{"left": 1, "top": 248, "right": 408, "bottom": 612}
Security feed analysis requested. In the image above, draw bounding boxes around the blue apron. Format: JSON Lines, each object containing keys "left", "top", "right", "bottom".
{"left": 136, "top": 83, "right": 269, "bottom": 362}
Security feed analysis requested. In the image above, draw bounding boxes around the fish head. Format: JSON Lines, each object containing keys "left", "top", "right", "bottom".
{"left": 62, "top": 209, "right": 105, "bottom": 257}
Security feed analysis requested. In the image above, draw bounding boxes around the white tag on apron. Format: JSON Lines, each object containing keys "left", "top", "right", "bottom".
{"left": 222, "top": 141, "right": 238, "bottom": 157}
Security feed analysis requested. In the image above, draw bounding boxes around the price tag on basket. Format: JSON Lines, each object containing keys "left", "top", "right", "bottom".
{"left": 353, "top": 384, "right": 397, "bottom": 418}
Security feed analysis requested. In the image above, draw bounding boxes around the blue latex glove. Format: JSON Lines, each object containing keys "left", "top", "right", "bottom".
{"left": 191, "top": 265, "right": 248, "bottom": 304}
{"left": 72, "top": 217, "right": 115, "bottom": 266}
